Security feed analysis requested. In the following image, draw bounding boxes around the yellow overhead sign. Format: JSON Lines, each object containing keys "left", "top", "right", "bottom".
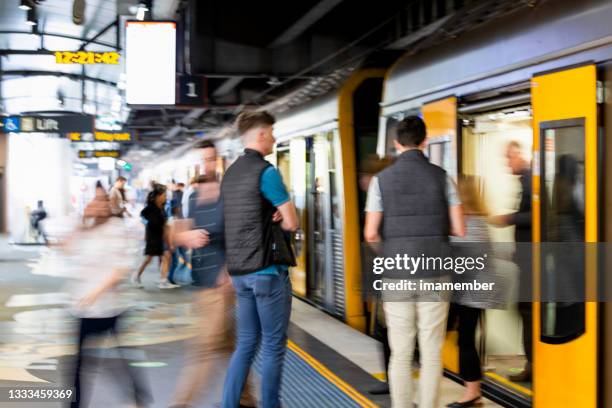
{"left": 69, "top": 131, "right": 132, "bottom": 142}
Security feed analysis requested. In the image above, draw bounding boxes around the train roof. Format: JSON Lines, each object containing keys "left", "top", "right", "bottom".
{"left": 382, "top": 0, "right": 612, "bottom": 116}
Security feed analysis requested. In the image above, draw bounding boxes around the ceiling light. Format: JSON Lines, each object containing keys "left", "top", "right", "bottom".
{"left": 136, "top": 6, "right": 146, "bottom": 21}
{"left": 26, "top": 7, "right": 37, "bottom": 26}
{"left": 19, "top": 0, "right": 32, "bottom": 11}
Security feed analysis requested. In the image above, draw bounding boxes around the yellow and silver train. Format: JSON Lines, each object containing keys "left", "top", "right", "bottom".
{"left": 271, "top": 0, "right": 612, "bottom": 406}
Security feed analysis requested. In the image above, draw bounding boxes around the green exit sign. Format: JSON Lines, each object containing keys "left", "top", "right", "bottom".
{"left": 116, "top": 159, "right": 132, "bottom": 171}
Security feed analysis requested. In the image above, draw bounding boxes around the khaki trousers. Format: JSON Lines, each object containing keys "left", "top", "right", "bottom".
{"left": 172, "top": 280, "right": 256, "bottom": 406}
{"left": 384, "top": 300, "right": 449, "bottom": 408}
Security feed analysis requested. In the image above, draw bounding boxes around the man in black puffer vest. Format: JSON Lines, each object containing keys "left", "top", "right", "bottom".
{"left": 220, "top": 110, "right": 299, "bottom": 408}
{"left": 364, "top": 116, "right": 465, "bottom": 408}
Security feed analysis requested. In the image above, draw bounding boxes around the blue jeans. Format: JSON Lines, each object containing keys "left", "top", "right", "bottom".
{"left": 168, "top": 246, "right": 187, "bottom": 284}
{"left": 222, "top": 271, "right": 292, "bottom": 408}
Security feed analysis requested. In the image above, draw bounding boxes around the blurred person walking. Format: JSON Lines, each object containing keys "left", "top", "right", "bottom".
{"left": 364, "top": 116, "right": 465, "bottom": 408}
{"left": 168, "top": 182, "right": 188, "bottom": 285}
{"left": 182, "top": 177, "right": 198, "bottom": 220}
{"left": 220, "top": 111, "right": 299, "bottom": 408}
{"left": 447, "top": 175, "right": 505, "bottom": 407}
{"left": 30, "top": 200, "right": 48, "bottom": 244}
{"left": 132, "top": 184, "right": 175, "bottom": 289}
{"left": 66, "top": 181, "right": 151, "bottom": 408}
{"left": 169, "top": 140, "right": 255, "bottom": 408}
{"left": 109, "top": 176, "right": 131, "bottom": 217}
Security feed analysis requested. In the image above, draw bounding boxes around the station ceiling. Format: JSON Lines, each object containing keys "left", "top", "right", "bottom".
{"left": 0, "top": 0, "right": 542, "bottom": 167}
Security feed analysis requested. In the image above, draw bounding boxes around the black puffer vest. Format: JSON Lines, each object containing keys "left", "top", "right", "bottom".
{"left": 377, "top": 149, "right": 450, "bottom": 278}
{"left": 221, "top": 149, "right": 275, "bottom": 275}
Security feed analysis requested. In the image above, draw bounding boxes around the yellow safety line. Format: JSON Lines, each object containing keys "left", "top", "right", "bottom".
{"left": 287, "top": 340, "right": 379, "bottom": 408}
{"left": 485, "top": 372, "right": 533, "bottom": 397}
{"left": 371, "top": 372, "right": 386, "bottom": 381}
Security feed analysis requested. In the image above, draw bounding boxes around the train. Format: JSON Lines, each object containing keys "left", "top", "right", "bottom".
{"left": 136, "top": 0, "right": 612, "bottom": 406}
{"left": 269, "top": 0, "right": 612, "bottom": 407}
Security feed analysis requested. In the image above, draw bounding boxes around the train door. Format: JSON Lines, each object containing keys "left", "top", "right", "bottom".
{"left": 532, "top": 64, "right": 598, "bottom": 408}
{"left": 457, "top": 86, "right": 534, "bottom": 405}
{"left": 278, "top": 138, "right": 308, "bottom": 297}
{"left": 307, "top": 132, "right": 344, "bottom": 314}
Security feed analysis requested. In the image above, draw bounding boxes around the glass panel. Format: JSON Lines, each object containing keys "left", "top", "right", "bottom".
{"left": 426, "top": 139, "right": 451, "bottom": 172}
{"left": 540, "top": 124, "right": 586, "bottom": 343}
{"left": 385, "top": 116, "right": 400, "bottom": 157}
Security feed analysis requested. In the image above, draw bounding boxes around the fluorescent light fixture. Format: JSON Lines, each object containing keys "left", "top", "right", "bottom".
{"left": 19, "top": 0, "right": 31, "bottom": 11}
{"left": 125, "top": 21, "right": 176, "bottom": 105}
{"left": 136, "top": 6, "right": 146, "bottom": 21}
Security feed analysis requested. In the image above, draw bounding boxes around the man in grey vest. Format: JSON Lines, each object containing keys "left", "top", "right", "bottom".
{"left": 220, "top": 110, "right": 299, "bottom": 408}
{"left": 364, "top": 116, "right": 465, "bottom": 408}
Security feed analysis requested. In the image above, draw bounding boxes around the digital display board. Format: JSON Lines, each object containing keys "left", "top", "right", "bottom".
{"left": 125, "top": 21, "right": 176, "bottom": 105}
{"left": 55, "top": 51, "right": 120, "bottom": 64}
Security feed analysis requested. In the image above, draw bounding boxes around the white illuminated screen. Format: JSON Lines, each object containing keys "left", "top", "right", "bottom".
{"left": 126, "top": 21, "right": 176, "bottom": 105}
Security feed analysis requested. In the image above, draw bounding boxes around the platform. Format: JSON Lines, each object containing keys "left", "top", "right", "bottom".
{"left": 0, "top": 241, "right": 501, "bottom": 407}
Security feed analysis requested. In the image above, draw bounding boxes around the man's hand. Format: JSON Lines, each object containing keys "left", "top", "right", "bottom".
{"left": 177, "top": 229, "right": 210, "bottom": 249}
{"left": 272, "top": 210, "right": 283, "bottom": 223}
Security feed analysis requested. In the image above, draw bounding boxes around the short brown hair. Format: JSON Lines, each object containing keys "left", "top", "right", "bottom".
{"left": 235, "top": 110, "right": 275, "bottom": 136}
{"left": 396, "top": 116, "right": 426, "bottom": 147}
{"left": 194, "top": 140, "right": 215, "bottom": 149}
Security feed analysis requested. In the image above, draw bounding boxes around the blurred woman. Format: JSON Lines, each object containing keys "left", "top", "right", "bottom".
{"left": 67, "top": 181, "right": 150, "bottom": 408}
{"left": 132, "top": 184, "right": 175, "bottom": 289}
{"left": 447, "top": 175, "right": 491, "bottom": 408}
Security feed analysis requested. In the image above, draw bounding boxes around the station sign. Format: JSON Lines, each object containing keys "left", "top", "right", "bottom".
{"left": 55, "top": 51, "right": 120, "bottom": 65}
{"left": 78, "top": 150, "right": 120, "bottom": 159}
{"left": 68, "top": 130, "right": 133, "bottom": 142}
{"left": 1, "top": 114, "right": 94, "bottom": 133}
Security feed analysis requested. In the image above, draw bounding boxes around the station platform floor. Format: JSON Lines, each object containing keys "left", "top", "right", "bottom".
{"left": 0, "top": 239, "right": 502, "bottom": 408}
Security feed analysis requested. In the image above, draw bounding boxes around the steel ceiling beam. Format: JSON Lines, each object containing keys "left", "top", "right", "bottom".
{"left": 269, "top": 0, "right": 345, "bottom": 48}
{"left": 79, "top": 19, "right": 118, "bottom": 51}
{"left": 212, "top": 76, "right": 244, "bottom": 97}
{"left": 0, "top": 30, "right": 121, "bottom": 50}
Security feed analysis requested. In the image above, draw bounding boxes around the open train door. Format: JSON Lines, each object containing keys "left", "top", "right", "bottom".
{"left": 422, "top": 96, "right": 460, "bottom": 374}
{"left": 531, "top": 64, "right": 598, "bottom": 407}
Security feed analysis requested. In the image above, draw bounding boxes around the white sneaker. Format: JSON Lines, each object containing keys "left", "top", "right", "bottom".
{"left": 158, "top": 280, "right": 177, "bottom": 289}
{"left": 131, "top": 275, "right": 144, "bottom": 288}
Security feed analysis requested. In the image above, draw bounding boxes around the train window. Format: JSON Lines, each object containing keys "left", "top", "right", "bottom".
{"left": 425, "top": 136, "right": 452, "bottom": 172}
{"left": 540, "top": 119, "right": 586, "bottom": 344}
{"left": 385, "top": 116, "right": 400, "bottom": 157}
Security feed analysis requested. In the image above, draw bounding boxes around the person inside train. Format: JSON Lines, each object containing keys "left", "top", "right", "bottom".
{"left": 364, "top": 115, "right": 465, "bottom": 408}
{"left": 489, "top": 140, "right": 532, "bottom": 382}
{"left": 220, "top": 110, "right": 299, "bottom": 408}
{"left": 169, "top": 140, "right": 255, "bottom": 408}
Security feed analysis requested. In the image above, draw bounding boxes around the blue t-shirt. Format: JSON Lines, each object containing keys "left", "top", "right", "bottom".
{"left": 254, "top": 166, "right": 290, "bottom": 276}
